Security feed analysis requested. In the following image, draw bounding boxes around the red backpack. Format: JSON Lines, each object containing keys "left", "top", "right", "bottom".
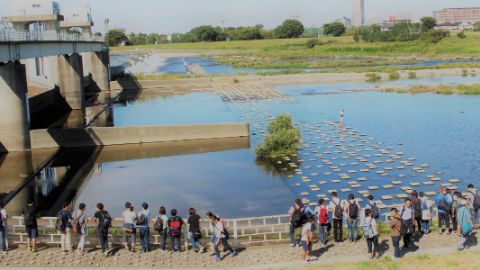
{"left": 170, "top": 218, "right": 182, "bottom": 237}
{"left": 319, "top": 206, "right": 329, "bottom": 225}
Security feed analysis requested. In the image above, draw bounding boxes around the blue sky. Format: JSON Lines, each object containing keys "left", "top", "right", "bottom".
{"left": 1, "top": 0, "right": 479, "bottom": 33}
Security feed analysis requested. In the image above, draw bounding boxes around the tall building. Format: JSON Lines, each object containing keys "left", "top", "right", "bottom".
{"left": 352, "top": 0, "right": 365, "bottom": 26}
{"left": 433, "top": 7, "right": 480, "bottom": 24}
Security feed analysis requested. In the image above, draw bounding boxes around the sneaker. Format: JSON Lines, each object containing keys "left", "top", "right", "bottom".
{"left": 215, "top": 256, "right": 221, "bottom": 262}
{"left": 290, "top": 243, "right": 296, "bottom": 248}
{"left": 229, "top": 251, "right": 237, "bottom": 257}
{"left": 201, "top": 248, "right": 208, "bottom": 253}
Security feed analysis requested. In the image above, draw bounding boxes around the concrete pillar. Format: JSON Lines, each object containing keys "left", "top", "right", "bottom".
{"left": 0, "top": 62, "right": 31, "bottom": 152}
{"left": 83, "top": 51, "right": 111, "bottom": 104}
{"left": 54, "top": 53, "right": 85, "bottom": 110}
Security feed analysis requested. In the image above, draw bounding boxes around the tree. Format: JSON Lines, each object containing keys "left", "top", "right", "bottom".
{"left": 353, "top": 30, "right": 360, "bottom": 42}
{"left": 237, "top": 27, "right": 264, "bottom": 40}
{"left": 323, "top": 22, "right": 346, "bottom": 37}
{"left": 274, "top": 19, "right": 305, "bottom": 38}
{"left": 105, "top": 29, "right": 128, "bottom": 47}
{"left": 189, "top": 25, "right": 221, "bottom": 42}
{"left": 420, "top": 17, "right": 437, "bottom": 31}
{"left": 474, "top": 21, "right": 480, "bottom": 32}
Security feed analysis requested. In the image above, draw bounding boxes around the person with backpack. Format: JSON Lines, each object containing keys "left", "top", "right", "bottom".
{"left": 466, "top": 184, "right": 480, "bottom": 229}
{"left": 94, "top": 203, "right": 111, "bottom": 256}
{"left": 363, "top": 209, "right": 380, "bottom": 259}
{"left": 208, "top": 213, "right": 236, "bottom": 262}
{"left": 450, "top": 190, "right": 461, "bottom": 233}
{"left": 419, "top": 192, "right": 434, "bottom": 234}
{"left": 137, "top": 202, "right": 151, "bottom": 252}
{"left": 73, "top": 203, "right": 88, "bottom": 255}
{"left": 389, "top": 208, "right": 402, "bottom": 259}
{"left": 154, "top": 207, "right": 169, "bottom": 253}
{"left": 328, "top": 192, "right": 345, "bottom": 243}
{"left": 301, "top": 215, "right": 315, "bottom": 263}
{"left": 346, "top": 194, "right": 360, "bottom": 243}
{"left": 56, "top": 202, "right": 73, "bottom": 253}
{"left": 187, "top": 208, "right": 206, "bottom": 253}
{"left": 288, "top": 199, "right": 305, "bottom": 247}
{"left": 122, "top": 202, "right": 137, "bottom": 252}
{"left": 411, "top": 191, "right": 422, "bottom": 235}
{"left": 400, "top": 198, "right": 414, "bottom": 248}
{"left": 364, "top": 195, "right": 380, "bottom": 220}
{"left": 168, "top": 209, "right": 183, "bottom": 253}
{"left": 0, "top": 202, "right": 7, "bottom": 252}
{"left": 22, "top": 199, "right": 38, "bottom": 252}
{"left": 457, "top": 198, "right": 473, "bottom": 251}
{"left": 435, "top": 187, "right": 452, "bottom": 234}
{"left": 315, "top": 199, "right": 331, "bottom": 245}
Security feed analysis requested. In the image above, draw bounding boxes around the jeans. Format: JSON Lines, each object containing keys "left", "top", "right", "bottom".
{"left": 366, "top": 236, "right": 379, "bottom": 254}
{"left": 333, "top": 219, "right": 343, "bottom": 242}
{"left": 159, "top": 230, "right": 167, "bottom": 251}
{"left": 189, "top": 232, "right": 202, "bottom": 250}
{"left": 470, "top": 209, "right": 479, "bottom": 226}
{"left": 140, "top": 227, "right": 150, "bottom": 251}
{"left": 222, "top": 236, "right": 234, "bottom": 253}
{"left": 213, "top": 237, "right": 222, "bottom": 259}
{"left": 319, "top": 223, "right": 330, "bottom": 245}
{"left": 289, "top": 225, "right": 296, "bottom": 244}
{"left": 438, "top": 212, "right": 451, "bottom": 231}
{"left": 59, "top": 228, "right": 72, "bottom": 251}
{"left": 77, "top": 230, "right": 88, "bottom": 251}
{"left": 347, "top": 219, "right": 358, "bottom": 242}
{"left": 97, "top": 228, "right": 108, "bottom": 252}
{"left": 452, "top": 214, "right": 458, "bottom": 231}
{"left": 421, "top": 220, "right": 430, "bottom": 233}
{"left": 414, "top": 217, "right": 422, "bottom": 233}
{"left": 391, "top": 236, "right": 401, "bottom": 258}
{"left": 123, "top": 228, "right": 136, "bottom": 247}
{"left": 0, "top": 227, "right": 6, "bottom": 251}
{"left": 458, "top": 232, "right": 470, "bottom": 250}
{"left": 170, "top": 235, "right": 181, "bottom": 252}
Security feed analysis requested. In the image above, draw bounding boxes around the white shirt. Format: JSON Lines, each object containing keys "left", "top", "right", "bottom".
{"left": 328, "top": 197, "right": 344, "bottom": 212}
{"left": 400, "top": 206, "right": 413, "bottom": 220}
{"left": 159, "top": 214, "right": 169, "bottom": 229}
{"left": 364, "top": 216, "right": 378, "bottom": 236}
{"left": 0, "top": 208, "right": 6, "bottom": 226}
{"left": 301, "top": 222, "right": 312, "bottom": 241}
{"left": 122, "top": 210, "right": 137, "bottom": 224}
{"left": 466, "top": 189, "right": 477, "bottom": 209}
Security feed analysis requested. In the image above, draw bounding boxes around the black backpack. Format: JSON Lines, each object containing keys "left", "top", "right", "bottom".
{"left": 348, "top": 202, "right": 359, "bottom": 219}
{"left": 23, "top": 206, "right": 36, "bottom": 226}
{"left": 136, "top": 214, "right": 147, "bottom": 226}
{"left": 412, "top": 200, "right": 422, "bottom": 218}
{"left": 153, "top": 216, "right": 164, "bottom": 233}
{"left": 291, "top": 209, "right": 302, "bottom": 227}
{"left": 471, "top": 191, "right": 480, "bottom": 211}
{"left": 369, "top": 203, "right": 380, "bottom": 219}
{"left": 333, "top": 200, "right": 343, "bottom": 219}
{"left": 437, "top": 197, "right": 450, "bottom": 212}
{"left": 101, "top": 211, "right": 112, "bottom": 229}
{"left": 55, "top": 210, "right": 66, "bottom": 231}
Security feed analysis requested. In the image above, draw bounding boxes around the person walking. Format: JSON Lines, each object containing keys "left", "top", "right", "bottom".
{"left": 389, "top": 208, "right": 402, "bottom": 259}
{"left": 451, "top": 191, "right": 463, "bottom": 233}
{"left": 466, "top": 184, "right": 480, "bottom": 229}
{"left": 411, "top": 191, "right": 422, "bottom": 235}
{"left": 301, "top": 216, "right": 315, "bottom": 263}
{"left": 288, "top": 199, "right": 305, "bottom": 247}
{"left": 0, "top": 202, "right": 7, "bottom": 252}
{"left": 73, "top": 203, "right": 88, "bottom": 255}
{"left": 364, "top": 195, "right": 380, "bottom": 220}
{"left": 419, "top": 192, "right": 434, "bottom": 234}
{"left": 137, "top": 202, "right": 151, "bottom": 252}
{"left": 155, "top": 207, "right": 169, "bottom": 253}
{"left": 56, "top": 202, "right": 73, "bottom": 253}
{"left": 315, "top": 199, "right": 331, "bottom": 245}
{"left": 22, "top": 200, "right": 38, "bottom": 252}
{"left": 168, "top": 209, "right": 183, "bottom": 253}
{"left": 328, "top": 192, "right": 344, "bottom": 243}
{"left": 457, "top": 199, "right": 473, "bottom": 251}
{"left": 209, "top": 213, "right": 236, "bottom": 262}
{"left": 346, "top": 194, "right": 360, "bottom": 243}
{"left": 399, "top": 199, "right": 414, "bottom": 248}
{"left": 363, "top": 209, "right": 380, "bottom": 259}
{"left": 122, "top": 202, "right": 137, "bottom": 252}
{"left": 94, "top": 203, "right": 112, "bottom": 256}
{"left": 435, "top": 187, "right": 452, "bottom": 234}
{"left": 187, "top": 208, "right": 206, "bottom": 253}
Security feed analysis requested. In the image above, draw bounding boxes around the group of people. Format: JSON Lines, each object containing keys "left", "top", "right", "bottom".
{"left": 6, "top": 200, "right": 237, "bottom": 262}
{"left": 288, "top": 184, "right": 480, "bottom": 263}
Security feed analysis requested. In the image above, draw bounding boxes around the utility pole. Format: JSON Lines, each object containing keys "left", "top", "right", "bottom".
{"left": 221, "top": 19, "right": 229, "bottom": 41}
{"left": 104, "top": 18, "right": 109, "bottom": 34}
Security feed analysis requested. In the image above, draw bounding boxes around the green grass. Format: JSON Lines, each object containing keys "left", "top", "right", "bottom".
{"left": 382, "top": 83, "right": 480, "bottom": 95}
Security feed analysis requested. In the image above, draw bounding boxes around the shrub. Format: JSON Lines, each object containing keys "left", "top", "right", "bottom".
{"left": 419, "top": 29, "right": 449, "bottom": 44}
{"left": 408, "top": 71, "right": 417, "bottom": 79}
{"left": 306, "top": 39, "right": 320, "bottom": 48}
{"left": 366, "top": 73, "right": 382, "bottom": 82}
{"left": 256, "top": 114, "right": 301, "bottom": 160}
{"left": 388, "top": 71, "right": 400, "bottom": 80}
{"left": 457, "top": 32, "right": 466, "bottom": 39}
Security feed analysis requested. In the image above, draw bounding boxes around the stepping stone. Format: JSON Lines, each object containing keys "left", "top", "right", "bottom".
{"left": 422, "top": 181, "right": 434, "bottom": 185}
{"left": 357, "top": 177, "right": 367, "bottom": 181}
{"left": 431, "top": 177, "right": 442, "bottom": 181}
{"left": 396, "top": 194, "right": 409, "bottom": 199}
{"left": 420, "top": 164, "right": 430, "bottom": 168}
{"left": 310, "top": 187, "right": 321, "bottom": 192}
{"left": 340, "top": 188, "right": 351, "bottom": 193}
{"left": 368, "top": 186, "right": 380, "bottom": 190}
{"left": 327, "top": 190, "right": 337, "bottom": 194}
{"left": 410, "top": 182, "right": 421, "bottom": 187}
{"left": 324, "top": 172, "right": 332, "bottom": 175}
{"left": 449, "top": 178, "right": 461, "bottom": 183}
{"left": 384, "top": 167, "right": 394, "bottom": 171}
{"left": 347, "top": 170, "right": 358, "bottom": 174}
{"left": 382, "top": 195, "right": 394, "bottom": 200}
{"left": 398, "top": 174, "right": 406, "bottom": 178}
{"left": 319, "top": 181, "right": 327, "bottom": 185}
{"left": 425, "top": 191, "right": 437, "bottom": 196}
{"left": 350, "top": 184, "right": 361, "bottom": 188}
{"left": 339, "top": 174, "right": 351, "bottom": 179}
{"left": 310, "top": 173, "right": 319, "bottom": 177}
{"left": 401, "top": 186, "right": 413, "bottom": 191}
{"left": 376, "top": 170, "right": 387, "bottom": 174}
{"left": 392, "top": 181, "right": 403, "bottom": 185}
{"left": 360, "top": 169, "right": 370, "bottom": 173}
{"left": 359, "top": 190, "right": 370, "bottom": 195}
{"left": 316, "top": 165, "right": 323, "bottom": 169}
{"left": 331, "top": 180, "right": 341, "bottom": 183}
{"left": 383, "top": 184, "right": 394, "bottom": 189}
{"left": 396, "top": 166, "right": 405, "bottom": 170}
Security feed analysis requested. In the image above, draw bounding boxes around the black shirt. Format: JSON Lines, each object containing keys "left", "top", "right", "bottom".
{"left": 22, "top": 205, "right": 37, "bottom": 227}
{"left": 95, "top": 211, "right": 105, "bottom": 228}
{"left": 188, "top": 214, "right": 201, "bottom": 233}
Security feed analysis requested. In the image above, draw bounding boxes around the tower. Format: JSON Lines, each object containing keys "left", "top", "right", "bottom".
{"left": 352, "top": 0, "right": 365, "bottom": 26}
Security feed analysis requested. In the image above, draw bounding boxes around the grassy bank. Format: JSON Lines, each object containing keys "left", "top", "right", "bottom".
{"left": 292, "top": 249, "right": 480, "bottom": 270}
{"left": 381, "top": 83, "right": 480, "bottom": 95}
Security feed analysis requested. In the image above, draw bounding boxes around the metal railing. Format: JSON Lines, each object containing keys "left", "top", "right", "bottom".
{"left": 0, "top": 31, "right": 104, "bottom": 43}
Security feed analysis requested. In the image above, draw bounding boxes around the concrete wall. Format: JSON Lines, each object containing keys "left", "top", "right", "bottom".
{"left": 30, "top": 123, "right": 250, "bottom": 149}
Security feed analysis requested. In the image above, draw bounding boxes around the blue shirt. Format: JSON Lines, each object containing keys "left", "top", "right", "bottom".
{"left": 435, "top": 194, "right": 453, "bottom": 213}
{"left": 137, "top": 209, "right": 151, "bottom": 227}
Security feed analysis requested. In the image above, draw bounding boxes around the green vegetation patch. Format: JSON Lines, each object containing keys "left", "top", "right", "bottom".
{"left": 255, "top": 114, "right": 301, "bottom": 160}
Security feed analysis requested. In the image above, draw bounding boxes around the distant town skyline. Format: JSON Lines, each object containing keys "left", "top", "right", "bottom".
{"left": 1, "top": 0, "right": 480, "bottom": 33}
